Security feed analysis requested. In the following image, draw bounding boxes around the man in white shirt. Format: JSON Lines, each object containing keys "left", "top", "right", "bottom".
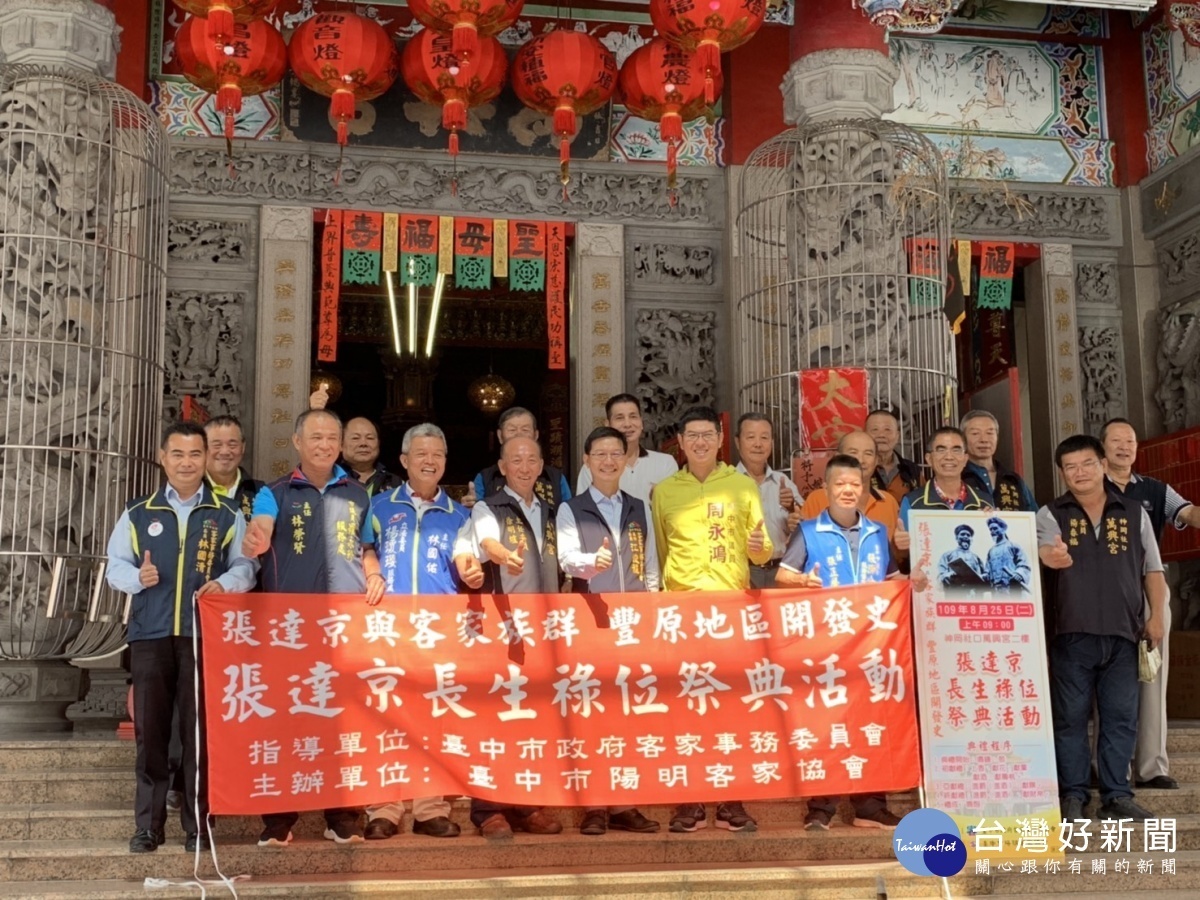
{"left": 734, "top": 412, "right": 803, "bottom": 587}
{"left": 577, "top": 393, "right": 677, "bottom": 504}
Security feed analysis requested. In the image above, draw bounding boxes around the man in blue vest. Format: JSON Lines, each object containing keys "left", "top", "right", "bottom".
{"left": 776, "top": 453, "right": 903, "bottom": 830}
{"left": 243, "top": 408, "right": 386, "bottom": 846}
{"left": 1037, "top": 434, "right": 1168, "bottom": 822}
{"left": 363, "top": 423, "right": 467, "bottom": 841}
{"left": 960, "top": 410, "right": 1037, "bottom": 512}
{"left": 558, "top": 426, "right": 661, "bottom": 836}
{"left": 452, "top": 435, "right": 564, "bottom": 838}
{"left": 1101, "top": 418, "right": 1199, "bottom": 791}
{"left": 105, "top": 422, "right": 258, "bottom": 854}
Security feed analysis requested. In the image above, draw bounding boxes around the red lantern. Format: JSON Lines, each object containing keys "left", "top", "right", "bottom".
{"left": 649, "top": 0, "right": 765, "bottom": 104}
{"left": 401, "top": 30, "right": 507, "bottom": 156}
{"left": 618, "top": 37, "right": 717, "bottom": 189}
{"left": 171, "top": 0, "right": 278, "bottom": 44}
{"left": 175, "top": 15, "right": 287, "bottom": 141}
{"left": 512, "top": 30, "right": 617, "bottom": 182}
{"left": 288, "top": 12, "right": 399, "bottom": 147}
{"left": 1168, "top": 3, "right": 1200, "bottom": 49}
{"left": 406, "top": 0, "right": 525, "bottom": 61}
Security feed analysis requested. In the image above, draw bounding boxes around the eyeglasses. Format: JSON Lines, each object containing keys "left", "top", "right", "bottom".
{"left": 931, "top": 446, "right": 966, "bottom": 457}
{"left": 682, "top": 431, "right": 720, "bottom": 444}
{"left": 1062, "top": 458, "right": 1101, "bottom": 476}
{"left": 587, "top": 452, "right": 626, "bottom": 461}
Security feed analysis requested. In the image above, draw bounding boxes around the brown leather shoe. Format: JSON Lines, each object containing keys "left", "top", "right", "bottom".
{"left": 478, "top": 813, "right": 513, "bottom": 839}
{"left": 514, "top": 809, "right": 563, "bottom": 835}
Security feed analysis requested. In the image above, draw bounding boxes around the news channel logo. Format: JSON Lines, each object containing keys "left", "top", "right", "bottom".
{"left": 892, "top": 808, "right": 967, "bottom": 877}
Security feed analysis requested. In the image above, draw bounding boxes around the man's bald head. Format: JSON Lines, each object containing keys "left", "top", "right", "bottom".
{"left": 499, "top": 436, "right": 544, "bottom": 499}
{"left": 837, "top": 430, "right": 878, "bottom": 471}
{"left": 342, "top": 416, "right": 381, "bottom": 472}
{"left": 502, "top": 436, "right": 542, "bottom": 462}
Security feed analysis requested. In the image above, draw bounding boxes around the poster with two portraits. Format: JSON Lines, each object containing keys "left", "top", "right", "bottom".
{"left": 909, "top": 510, "right": 1062, "bottom": 862}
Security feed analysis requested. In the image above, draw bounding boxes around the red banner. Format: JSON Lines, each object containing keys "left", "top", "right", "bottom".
{"left": 546, "top": 221, "right": 566, "bottom": 370}
{"left": 508, "top": 220, "right": 546, "bottom": 259}
{"left": 399, "top": 214, "right": 439, "bottom": 255}
{"left": 799, "top": 367, "right": 869, "bottom": 451}
{"left": 453, "top": 217, "right": 493, "bottom": 257}
{"left": 199, "top": 584, "right": 920, "bottom": 815}
{"left": 317, "top": 209, "right": 342, "bottom": 363}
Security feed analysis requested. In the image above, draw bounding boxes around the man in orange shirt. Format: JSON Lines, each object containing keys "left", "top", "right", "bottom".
{"left": 797, "top": 431, "right": 900, "bottom": 544}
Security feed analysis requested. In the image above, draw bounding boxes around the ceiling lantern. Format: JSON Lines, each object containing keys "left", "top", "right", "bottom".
{"left": 617, "top": 37, "right": 717, "bottom": 190}
{"left": 649, "top": 0, "right": 765, "bottom": 104}
{"left": 288, "top": 12, "right": 399, "bottom": 147}
{"left": 171, "top": 0, "right": 278, "bottom": 44}
{"left": 512, "top": 29, "right": 618, "bottom": 184}
{"left": 1168, "top": 3, "right": 1200, "bottom": 49}
{"left": 175, "top": 15, "right": 287, "bottom": 142}
{"left": 468, "top": 373, "right": 516, "bottom": 415}
{"left": 401, "top": 29, "right": 507, "bottom": 156}
{"left": 406, "top": 0, "right": 526, "bottom": 61}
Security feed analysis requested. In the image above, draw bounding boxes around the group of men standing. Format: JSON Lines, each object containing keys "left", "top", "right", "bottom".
{"left": 108, "top": 391, "right": 1197, "bottom": 854}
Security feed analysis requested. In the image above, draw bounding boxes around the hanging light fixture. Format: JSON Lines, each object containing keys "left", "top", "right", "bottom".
{"left": 171, "top": 0, "right": 278, "bottom": 44}
{"left": 468, "top": 372, "right": 517, "bottom": 415}
{"left": 649, "top": 0, "right": 766, "bottom": 105}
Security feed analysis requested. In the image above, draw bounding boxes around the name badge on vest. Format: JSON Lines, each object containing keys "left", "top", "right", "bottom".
{"left": 147, "top": 520, "right": 163, "bottom": 537}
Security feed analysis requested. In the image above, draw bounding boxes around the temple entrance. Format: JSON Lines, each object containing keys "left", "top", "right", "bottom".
{"left": 309, "top": 211, "right": 572, "bottom": 488}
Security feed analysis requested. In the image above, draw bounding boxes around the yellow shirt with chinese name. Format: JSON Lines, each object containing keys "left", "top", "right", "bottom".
{"left": 651, "top": 462, "right": 772, "bottom": 591}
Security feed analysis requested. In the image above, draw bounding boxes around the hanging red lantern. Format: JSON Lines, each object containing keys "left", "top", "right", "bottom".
{"left": 171, "top": 0, "right": 278, "bottom": 44}
{"left": 175, "top": 14, "right": 287, "bottom": 142}
{"left": 649, "top": 0, "right": 765, "bottom": 105}
{"left": 512, "top": 30, "right": 618, "bottom": 184}
{"left": 618, "top": 37, "right": 717, "bottom": 190}
{"left": 406, "top": 0, "right": 525, "bottom": 61}
{"left": 288, "top": 12, "right": 399, "bottom": 147}
{"left": 1168, "top": 3, "right": 1200, "bottom": 49}
{"left": 401, "top": 30, "right": 507, "bottom": 156}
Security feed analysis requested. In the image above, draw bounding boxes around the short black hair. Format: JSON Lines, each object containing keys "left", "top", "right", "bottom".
{"left": 161, "top": 421, "right": 207, "bottom": 450}
{"left": 498, "top": 406, "right": 537, "bottom": 431}
{"left": 1055, "top": 434, "right": 1104, "bottom": 468}
{"left": 1099, "top": 417, "right": 1134, "bottom": 443}
{"left": 204, "top": 415, "right": 244, "bottom": 436}
{"left": 604, "top": 393, "right": 641, "bottom": 419}
{"left": 679, "top": 405, "right": 720, "bottom": 431}
{"left": 295, "top": 407, "right": 342, "bottom": 435}
{"left": 824, "top": 453, "right": 864, "bottom": 482}
{"left": 736, "top": 411, "right": 772, "bottom": 436}
{"left": 925, "top": 426, "right": 967, "bottom": 454}
{"left": 584, "top": 426, "right": 628, "bottom": 455}
{"left": 866, "top": 407, "right": 901, "bottom": 423}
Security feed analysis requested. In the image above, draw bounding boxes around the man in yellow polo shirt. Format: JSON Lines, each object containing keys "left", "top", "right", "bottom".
{"left": 651, "top": 405, "right": 771, "bottom": 832}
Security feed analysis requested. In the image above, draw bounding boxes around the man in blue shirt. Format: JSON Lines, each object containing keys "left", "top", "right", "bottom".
{"left": 243, "top": 408, "right": 385, "bottom": 846}
{"left": 777, "top": 454, "right": 902, "bottom": 830}
{"left": 363, "top": 423, "right": 469, "bottom": 841}
{"left": 106, "top": 422, "right": 258, "bottom": 854}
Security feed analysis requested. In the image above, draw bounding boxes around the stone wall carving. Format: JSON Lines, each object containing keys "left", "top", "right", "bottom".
{"left": 1075, "top": 262, "right": 1118, "bottom": 305}
{"left": 1158, "top": 231, "right": 1200, "bottom": 289}
{"left": 951, "top": 188, "right": 1112, "bottom": 241}
{"left": 1078, "top": 325, "right": 1125, "bottom": 435}
{"left": 164, "top": 290, "right": 246, "bottom": 421}
{"left": 1155, "top": 294, "right": 1200, "bottom": 432}
{"left": 631, "top": 242, "right": 716, "bottom": 286}
{"left": 167, "top": 217, "right": 251, "bottom": 265}
{"left": 169, "top": 140, "right": 721, "bottom": 225}
{"left": 634, "top": 307, "right": 717, "bottom": 448}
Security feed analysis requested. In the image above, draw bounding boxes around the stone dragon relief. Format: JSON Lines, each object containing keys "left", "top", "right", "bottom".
{"left": 167, "top": 217, "right": 250, "bottom": 266}
{"left": 168, "top": 141, "right": 718, "bottom": 224}
{"left": 164, "top": 290, "right": 246, "bottom": 423}
{"left": 1077, "top": 325, "right": 1125, "bottom": 435}
{"left": 0, "top": 71, "right": 159, "bottom": 657}
{"left": 1155, "top": 295, "right": 1200, "bottom": 432}
{"left": 951, "top": 188, "right": 1110, "bottom": 240}
{"left": 634, "top": 308, "right": 717, "bottom": 447}
{"left": 632, "top": 242, "right": 716, "bottom": 286}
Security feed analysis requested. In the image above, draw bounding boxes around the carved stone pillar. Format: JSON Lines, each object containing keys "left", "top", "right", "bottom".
{"left": 1026, "top": 244, "right": 1081, "bottom": 491}
{"left": 0, "top": 0, "right": 118, "bottom": 79}
{"left": 1074, "top": 254, "right": 1126, "bottom": 437}
{"left": 253, "top": 206, "right": 314, "bottom": 479}
{"left": 573, "top": 224, "right": 626, "bottom": 457}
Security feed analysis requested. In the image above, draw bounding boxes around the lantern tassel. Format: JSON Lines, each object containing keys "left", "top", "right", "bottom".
{"left": 332, "top": 89, "right": 357, "bottom": 123}
{"left": 207, "top": 7, "right": 235, "bottom": 44}
{"left": 553, "top": 105, "right": 576, "bottom": 139}
{"left": 443, "top": 98, "right": 467, "bottom": 133}
{"left": 449, "top": 130, "right": 459, "bottom": 156}
{"left": 697, "top": 41, "right": 721, "bottom": 105}
{"left": 452, "top": 22, "right": 480, "bottom": 60}
{"left": 661, "top": 111, "right": 683, "bottom": 145}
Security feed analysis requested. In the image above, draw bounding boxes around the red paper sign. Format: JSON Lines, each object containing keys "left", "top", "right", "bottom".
{"left": 317, "top": 209, "right": 342, "bottom": 363}
{"left": 508, "top": 220, "right": 546, "bottom": 259}
{"left": 979, "top": 242, "right": 1015, "bottom": 281}
{"left": 342, "top": 211, "right": 383, "bottom": 252}
{"left": 399, "top": 214, "right": 439, "bottom": 254}
{"left": 454, "top": 217, "right": 493, "bottom": 257}
{"left": 799, "top": 367, "right": 869, "bottom": 451}
{"left": 200, "top": 584, "right": 920, "bottom": 815}
{"left": 546, "top": 221, "right": 566, "bottom": 370}
{"left": 906, "top": 238, "right": 941, "bottom": 277}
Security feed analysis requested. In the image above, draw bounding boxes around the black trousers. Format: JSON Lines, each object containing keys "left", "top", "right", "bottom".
{"left": 131, "top": 636, "right": 206, "bottom": 834}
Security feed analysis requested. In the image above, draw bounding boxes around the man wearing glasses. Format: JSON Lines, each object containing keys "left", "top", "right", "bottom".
{"left": 1037, "top": 434, "right": 1167, "bottom": 823}
{"left": 898, "top": 427, "right": 993, "bottom": 534}
{"left": 651, "top": 406, "right": 772, "bottom": 834}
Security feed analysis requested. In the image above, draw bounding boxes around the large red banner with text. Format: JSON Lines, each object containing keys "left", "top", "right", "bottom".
{"left": 199, "top": 584, "right": 920, "bottom": 815}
